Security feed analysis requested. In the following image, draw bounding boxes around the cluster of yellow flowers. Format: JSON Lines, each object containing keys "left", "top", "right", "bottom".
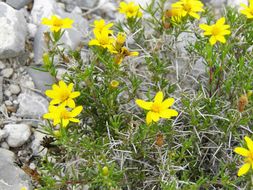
{"left": 43, "top": 81, "right": 83, "bottom": 128}
{"left": 165, "top": 0, "right": 252, "bottom": 46}
{"left": 89, "top": 19, "right": 139, "bottom": 64}
{"left": 40, "top": 0, "right": 253, "bottom": 177}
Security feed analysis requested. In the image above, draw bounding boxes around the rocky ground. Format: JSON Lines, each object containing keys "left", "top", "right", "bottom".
{"left": 0, "top": 0, "right": 248, "bottom": 189}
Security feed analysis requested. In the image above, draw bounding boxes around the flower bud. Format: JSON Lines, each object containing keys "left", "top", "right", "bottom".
{"left": 110, "top": 80, "right": 119, "bottom": 88}
{"left": 238, "top": 95, "right": 248, "bottom": 112}
{"left": 43, "top": 53, "right": 51, "bottom": 66}
{"left": 155, "top": 132, "right": 164, "bottom": 147}
{"left": 102, "top": 166, "right": 109, "bottom": 176}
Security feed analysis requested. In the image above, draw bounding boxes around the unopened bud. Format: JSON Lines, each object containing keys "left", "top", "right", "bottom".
{"left": 102, "top": 166, "right": 109, "bottom": 176}
{"left": 238, "top": 95, "right": 248, "bottom": 112}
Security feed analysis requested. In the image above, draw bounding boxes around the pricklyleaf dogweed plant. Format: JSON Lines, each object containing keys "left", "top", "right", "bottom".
{"left": 36, "top": 0, "right": 253, "bottom": 189}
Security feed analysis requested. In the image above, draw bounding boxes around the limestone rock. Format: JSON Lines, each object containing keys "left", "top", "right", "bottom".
{"left": 16, "top": 90, "right": 49, "bottom": 118}
{"left": 0, "top": 2, "right": 27, "bottom": 59}
{"left": 4, "top": 124, "right": 31, "bottom": 148}
{"left": 6, "top": 0, "right": 32, "bottom": 9}
{"left": 0, "top": 148, "right": 32, "bottom": 190}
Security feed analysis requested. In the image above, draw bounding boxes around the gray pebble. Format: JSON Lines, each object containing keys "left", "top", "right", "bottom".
{"left": 1, "top": 68, "right": 14, "bottom": 78}
{"left": 9, "top": 84, "right": 21, "bottom": 95}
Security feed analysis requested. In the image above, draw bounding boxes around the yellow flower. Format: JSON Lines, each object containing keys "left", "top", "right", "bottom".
{"left": 45, "top": 80, "right": 80, "bottom": 108}
{"left": 89, "top": 30, "right": 115, "bottom": 49}
{"left": 199, "top": 17, "right": 231, "bottom": 45}
{"left": 110, "top": 80, "right": 119, "bottom": 88}
{"left": 20, "top": 187, "right": 27, "bottom": 190}
{"left": 135, "top": 91, "right": 178, "bottom": 125}
{"left": 119, "top": 1, "right": 142, "bottom": 18}
{"left": 42, "top": 15, "right": 74, "bottom": 32}
{"left": 240, "top": 0, "right": 253, "bottom": 19}
{"left": 165, "top": 8, "right": 183, "bottom": 23}
{"left": 171, "top": 0, "right": 204, "bottom": 19}
{"left": 43, "top": 104, "right": 83, "bottom": 127}
{"left": 113, "top": 47, "right": 139, "bottom": 65}
{"left": 93, "top": 19, "right": 114, "bottom": 34}
{"left": 106, "top": 32, "right": 138, "bottom": 64}
{"left": 234, "top": 136, "right": 253, "bottom": 176}
{"left": 116, "top": 32, "right": 127, "bottom": 47}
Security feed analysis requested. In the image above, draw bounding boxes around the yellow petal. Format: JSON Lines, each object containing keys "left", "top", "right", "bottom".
{"left": 68, "top": 83, "right": 74, "bottom": 91}
{"left": 71, "top": 106, "right": 83, "bottom": 117}
{"left": 67, "top": 99, "right": 76, "bottom": 108}
{"left": 245, "top": 136, "right": 253, "bottom": 151}
{"left": 62, "top": 119, "right": 70, "bottom": 127}
{"left": 154, "top": 91, "right": 164, "bottom": 103}
{"left": 238, "top": 163, "right": 251, "bottom": 176}
{"left": 159, "top": 109, "right": 178, "bottom": 118}
{"left": 216, "top": 35, "right": 226, "bottom": 43}
{"left": 45, "top": 90, "right": 57, "bottom": 99}
{"left": 209, "top": 36, "right": 217, "bottom": 45}
{"left": 135, "top": 99, "right": 152, "bottom": 110}
{"left": 59, "top": 80, "right": 68, "bottom": 89}
{"left": 70, "top": 91, "right": 80, "bottom": 98}
{"left": 162, "top": 98, "right": 175, "bottom": 108}
{"left": 146, "top": 111, "right": 153, "bottom": 125}
{"left": 189, "top": 12, "right": 200, "bottom": 19}
{"left": 234, "top": 147, "right": 249, "bottom": 157}
{"left": 216, "top": 17, "right": 225, "bottom": 26}
{"left": 41, "top": 18, "right": 52, "bottom": 25}
{"left": 129, "top": 51, "right": 139, "bottom": 57}
{"left": 69, "top": 118, "right": 80, "bottom": 123}
{"left": 43, "top": 113, "right": 52, "bottom": 119}
{"left": 199, "top": 24, "right": 211, "bottom": 31}
{"left": 50, "top": 99, "right": 62, "bottom": 105}
{"left": 150, "top": 112, "right": 160, "bottom": 122}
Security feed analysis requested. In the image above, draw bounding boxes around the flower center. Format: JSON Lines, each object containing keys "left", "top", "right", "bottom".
{"left": 250, "top": 8, "right": 253, "bottom": 15}
{"left": 151, "top": 103, "right": 161, "bottom": 113}
{"left": 183, "top": 3, "right": 192, "bottom": 12}
{"left": 61, "top": 110, "right": 71, "bottom": 119}
{"left": 127, "top": 6, "right": 135, "bottom": 14}
{"left": 53, "top": 19, "right": 63, "bottom": 27}
{"left": 60, "top": 92, "right": 70, "bottom": 101}
{"left": 211, "top": 26, "right": 221, "bottom": 36}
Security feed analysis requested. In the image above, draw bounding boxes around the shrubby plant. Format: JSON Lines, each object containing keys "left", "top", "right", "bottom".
{"left": 34, "top": 0, "right": 253, "bottom": 189}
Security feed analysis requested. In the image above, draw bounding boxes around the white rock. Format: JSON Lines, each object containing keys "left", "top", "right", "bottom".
{"left": 227, "top": 0, "right": 248, "bottom": 7}
{"left": 56, "top": 67, "right": 68, "bottom": 80}
{"left": 9, "top": 84, "right": 21, "bottom": 95}
{"left": 27, "top": 23, "right": 38, "bottom": 38}
{"left": 0, "top": 2, "right": 27, "bottom": 59}
{"left": 31, "top": 131, "right": 47, "bottom": 156}
{"left": 16, "top": 90, "right": 49, "bottom": 118}
{"left": 127, "top": 0, "right": 151, "bottom": 8}
{"left": 208, "top": 0, "right": 226, "bottom": 7}
{"left": 1, "top": 68, "right": 14, "bottom": 78}
{"left": 4, "top": 124, "right": 31, "bottom": 148}
{"left": 4, "top": 90, "right": 12, "bottom": 97}
{"left": 27, "top": 67, "right": 55, "bottom": 92}
{"left": 1, "top": 142, "right": 9, "bottom": 149}
{"left": 31, "top": 0, "right": 58, "bottom": 25}
{"left": 0, "top": 148, "right": 32, "bottom": 190}
{"left": 4, "top": 100, "right": 12, "bottom": 106}
{"left": 0, "top": 61, "right": 5, "bottom": 70}
{"left": 61, "top": 0, "right": 99, "bottom": 11}
{"left": 0, "top": 130, "right": 8, "bottom": 141}
{"left": 6, "top": 0, "right": 32, "bottom": 9}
